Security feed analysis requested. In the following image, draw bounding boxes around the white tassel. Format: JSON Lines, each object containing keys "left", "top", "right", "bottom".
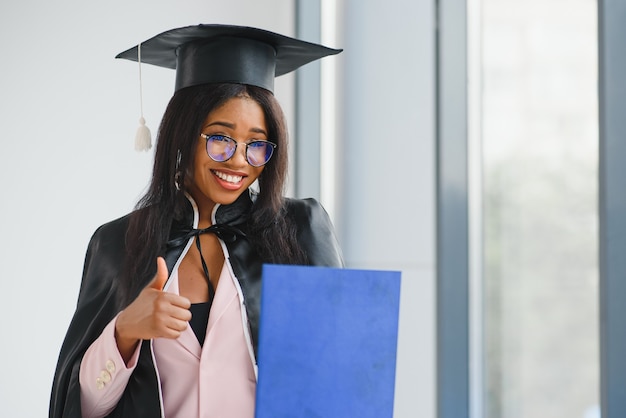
{"left": 134, "top": 43, "right": 151, "bottom": 152}
{"left": 135, "top": 116, "right": 152, "bottom": 151}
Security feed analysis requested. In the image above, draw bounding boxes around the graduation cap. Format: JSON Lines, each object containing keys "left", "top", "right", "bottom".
{"left": 116, "top": 24, "right": 342, "bottom": 93}
{"left": 117, "top": 24, "right": 342, "bottom": 151}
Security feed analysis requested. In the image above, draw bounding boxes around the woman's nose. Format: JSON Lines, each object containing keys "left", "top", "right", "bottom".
{"left": 230, "top": 143, "right": 249, "bottom": 166}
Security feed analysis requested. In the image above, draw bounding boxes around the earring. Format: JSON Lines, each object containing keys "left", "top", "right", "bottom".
{"left": 174, "top": 171, "right": 183, "bottom": 191}
{"left": 174, "top": 149, "right": 183, "bottom": 191}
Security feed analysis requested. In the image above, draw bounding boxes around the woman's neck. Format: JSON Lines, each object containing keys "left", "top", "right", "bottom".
{"left": 185, "top": 192, "right": 216, "bottom": 228}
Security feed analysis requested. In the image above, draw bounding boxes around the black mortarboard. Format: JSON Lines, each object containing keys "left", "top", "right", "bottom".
{"left": 116, "top": 24, "right": 342, "bottom": 93}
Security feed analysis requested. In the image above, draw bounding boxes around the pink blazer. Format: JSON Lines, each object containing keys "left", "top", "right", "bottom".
{"left": 79, "top": 263, "right": 257, "bottom": 418}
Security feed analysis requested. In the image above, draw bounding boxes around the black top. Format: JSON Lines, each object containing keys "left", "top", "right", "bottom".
{"left": 189, "top": 301, "right": 211, "bottom": 347}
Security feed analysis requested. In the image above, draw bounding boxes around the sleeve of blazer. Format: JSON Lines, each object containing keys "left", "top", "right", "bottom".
{"left": 79, "top": 315, "right": 141, "bottom": 418}
{"left": 288, "top": 198, "right": 344, "bottom": 268}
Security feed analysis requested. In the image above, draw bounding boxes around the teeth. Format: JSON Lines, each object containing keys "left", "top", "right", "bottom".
{"left": 214, "top": 170, "right": 243, "bottom": 184}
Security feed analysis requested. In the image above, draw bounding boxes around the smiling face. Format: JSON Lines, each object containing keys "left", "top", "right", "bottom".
{"left": 186, "top": 95, "right": 268, "bottom": 218}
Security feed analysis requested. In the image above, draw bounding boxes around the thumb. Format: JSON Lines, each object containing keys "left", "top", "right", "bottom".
{"left": 149, "top": 257, "right": 169, "bottom": 291}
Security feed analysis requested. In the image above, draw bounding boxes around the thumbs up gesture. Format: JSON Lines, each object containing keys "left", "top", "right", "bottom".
{"left": 150, "top": 256, "right": 169, "bottom": 291}
{"left": 115, "top": 257, "right": 192, "bottom": 363}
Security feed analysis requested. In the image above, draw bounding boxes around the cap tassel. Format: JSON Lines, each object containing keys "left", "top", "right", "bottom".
{"left": 135, "top": 116, "right": 151, "bottom": 151}
{"left": 134, "top": 43, "right": 152, "bottom": 151}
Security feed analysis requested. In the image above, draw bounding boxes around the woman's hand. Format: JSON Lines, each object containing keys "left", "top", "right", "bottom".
{"left": 115, "top": 257, "right": 191, "bottom": 364}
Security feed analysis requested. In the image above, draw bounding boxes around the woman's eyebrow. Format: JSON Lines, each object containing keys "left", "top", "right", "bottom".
{"left": 205, "top": 121, "right": 235, "bottom": 129}
{"left": 205, "top": 121, "right": 267, "bottom": 136}
{"left": 249, "top": 127, "right": 268, "bottom": 135}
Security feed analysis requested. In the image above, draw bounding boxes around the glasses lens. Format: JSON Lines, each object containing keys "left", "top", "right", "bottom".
{"left": 247, "top": 141, "right": 275, "bottom": 167}
{"left": 206, "top": 135, "right": 236, "bottom": 162}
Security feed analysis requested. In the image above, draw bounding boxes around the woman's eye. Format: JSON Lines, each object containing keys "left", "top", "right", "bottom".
{"left": 211, "top": 135, "right": 230, "bottom": 143}
{"left": 248, "top": 141, "right": 264, "bottom": 148}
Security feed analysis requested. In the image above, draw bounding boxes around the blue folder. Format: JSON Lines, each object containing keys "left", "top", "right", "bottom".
{"left": 255, "top": 264, "right": 401, "bottom": 418}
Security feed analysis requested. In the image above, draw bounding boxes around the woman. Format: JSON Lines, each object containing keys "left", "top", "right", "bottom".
{"left": 50, "top": 24, "right": 343, "bottom": 418}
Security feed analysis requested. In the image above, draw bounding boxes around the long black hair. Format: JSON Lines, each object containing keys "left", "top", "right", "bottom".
{"left": 121, "top": 83, "right": 306, "bottom": 304}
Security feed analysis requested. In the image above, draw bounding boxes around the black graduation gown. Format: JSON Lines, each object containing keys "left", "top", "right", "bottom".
{"left": 49, "top": 192, "right": 343, "bottom": 417}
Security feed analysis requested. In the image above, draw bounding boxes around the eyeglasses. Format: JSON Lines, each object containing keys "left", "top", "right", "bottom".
{"left": 200, "top": 134, "right": 277, "bottom": 167}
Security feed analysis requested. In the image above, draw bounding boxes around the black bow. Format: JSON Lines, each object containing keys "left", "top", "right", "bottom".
{"left": 167, "top": 223, "right": 246, "bottom": 248}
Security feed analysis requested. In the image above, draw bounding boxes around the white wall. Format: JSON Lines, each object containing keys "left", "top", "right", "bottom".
{"left": 0, "top": 1, "right": 294, "bottom": 416}
{"left": 334, "top": 1, "right": 437, "bottom": 417}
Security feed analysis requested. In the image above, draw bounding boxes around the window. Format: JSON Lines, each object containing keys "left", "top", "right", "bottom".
{"left": 476, "top": 1, "right": 599, "bottom": 417}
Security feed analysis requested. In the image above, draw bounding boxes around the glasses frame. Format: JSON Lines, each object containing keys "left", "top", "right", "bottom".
{"left": 200, "top": 133, "right": 277, "bottom": 167}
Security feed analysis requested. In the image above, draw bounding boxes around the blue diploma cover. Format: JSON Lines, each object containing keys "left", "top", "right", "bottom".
{"left": 255, "top": 265, "right": 402, "bottom": 418}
